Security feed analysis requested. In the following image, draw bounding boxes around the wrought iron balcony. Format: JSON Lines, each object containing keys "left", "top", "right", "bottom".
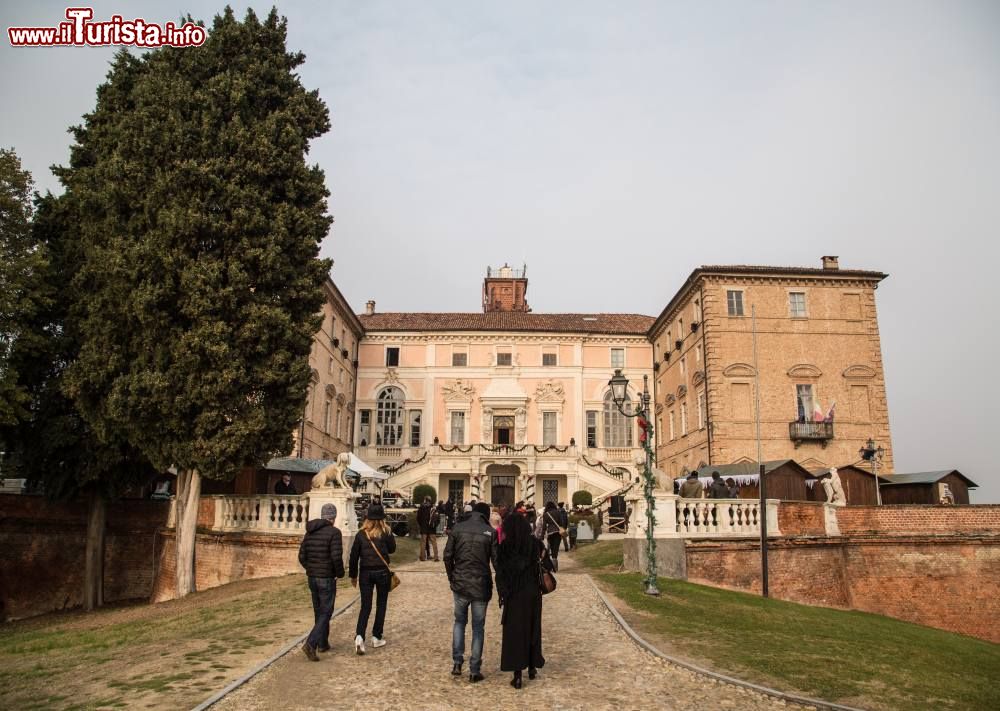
{"left": 789, "top": 421, "right": 834, "bottom": 447}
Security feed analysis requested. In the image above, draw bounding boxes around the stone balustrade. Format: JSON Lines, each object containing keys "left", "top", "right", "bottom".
{"left": 628, "top": 493, "right": 781, "bottom": 539}
{"left": 211, "top": 494, "right": 309, "bottom": 535}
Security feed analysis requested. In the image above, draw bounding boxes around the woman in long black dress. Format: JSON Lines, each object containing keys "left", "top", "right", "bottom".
{"left": 495, "top": 510, "right": 552, "bottom": 689}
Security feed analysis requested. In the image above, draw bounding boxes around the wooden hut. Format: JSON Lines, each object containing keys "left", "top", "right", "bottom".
{"left": 879, "top": 470, "right": 978, "bottom": 505}
{"left": 808, "top": 464, "right": 886, "bottom": 506}
{"left": 683, "top": 460, "right": 819, "bottom": 501}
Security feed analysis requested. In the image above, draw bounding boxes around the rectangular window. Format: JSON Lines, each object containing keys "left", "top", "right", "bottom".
{"left": 669, "top": 410, "right": 675, "bottom": 440}
{"left": 586, "top": 411, "right": 598, "bottom": 448}
{"left": 409, "top": 409, "right": 422, "bottom": 446}
{"left": 680, "top": 357, "right": 686, "bottom": 377}
{"left": 448, "top": 479, "right": 464, "bottom": 503}
{"left": 611, "top": 348, "right": 625, "bottom": 368}
{"left": 339, "top": 369, "right": 344, "bottom": 385}
{"left": 796, "top": 384, "right": 815, "bottom": 421}
{"left": 542, "top": 352, "right": 557, "bottom": 367}
{"left": 450, "top": 411, "right": 465, "bottom": 444}
{"left": 496, "top": 351, "right": 512, "bottom": 366}
{"left": 789, "top": 292, "right": 807, "bottom": 318}
{"left": 328, "top": 357, "right": 334, "bottom": 374}
{"left": 695, "top": 344, "right": 702, "bottom": 364}
{"left": 697, "top": 391, "right": 705, "bottom": 429}
{"left": 681, "top": 402, "right": 688, "bottom": 435}
{"left": 542, "top": 479, "right": 558, "bottom": 505}
{"left": 679, "top": 318, "right": 684, "bottom": 339}
{"left": 727, "top": 290, "right": 744, "bottom": 317}
{"left": 385, "top": 347, "right": 400, "bottom": 367}
{"left": 542, "top": 412, "right": 557, "bottom": 446}
{"left": 335, "top": 407, "right": 342, "bottom": 439}
{"left": 323, "top": 401, "right": 331, "bottom": 433}
{"left": 359, "top": 410, "right": 371, "bottom": 445}
{"left": 693, "top": 298, "right": 702, "bottom": 322}
{"left": 452, "top": 352, "right": 468, "bottom": 366}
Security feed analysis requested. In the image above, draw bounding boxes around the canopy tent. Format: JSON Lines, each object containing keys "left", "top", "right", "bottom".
{"left": 265, "top": 454, "right": 388, "bottom": 481}
{"left": 345, "top": 453, "right": 388, "bottom": 482}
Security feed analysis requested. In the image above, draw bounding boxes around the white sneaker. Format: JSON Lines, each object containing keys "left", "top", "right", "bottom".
{"left": 354, "top": 634, "right": 366, "bottom": 655}
{"left": 371, "top": 637, "right": 386, "bottom": 648}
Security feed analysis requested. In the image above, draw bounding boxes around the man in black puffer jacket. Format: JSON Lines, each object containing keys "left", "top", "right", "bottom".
{"left": 298, "top": 503, "right": 345, "bottom": 661}
{"left": 444, "top": 502, "right": 496, "bottom": 683}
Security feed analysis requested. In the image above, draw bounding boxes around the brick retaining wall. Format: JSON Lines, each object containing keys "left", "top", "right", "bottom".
{"left": 835, "top": 504, "right": 1000, "bottom": 535}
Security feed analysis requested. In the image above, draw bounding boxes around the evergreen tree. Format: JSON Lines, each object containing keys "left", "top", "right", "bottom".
{"left": 63, "top": 9, "right": 332, "bottom": 596}
{"left": 0, "top": 148, "right": 48, "bottom": 429}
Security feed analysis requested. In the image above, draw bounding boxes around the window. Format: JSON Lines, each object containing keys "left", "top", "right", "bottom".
{"left": 680, "top": 357, "right": 686, "bottom": 377}
{"left": 345, "top": 415, "right": 352, "bottom": 443}
{"left": 695, "top": 344, "right": 702, "bottom": 364}
{"left": 693, "top": 298, "right": 702, "bottom": 322}
{"left": 376, "top": 387, "right": 404, "bottom": 445}
{"left": 603, "top": 391, "right": 633, "bottom": 447}
{"left": 335, "top": 407, "right": 342, "bottom": 439}
{"left": 727, "top": 290, "right": 744, "bottom": 317}
{"left": 681, "top": 402, "right": 688, "bottom": 435}
{"left": 697, "top": 391, "right": 705, "bottom": 429}
{"left": 542, "top": 479, "right": 558, "bottom": 505}
{"left": 586, "top": 410, "right": 598, "bottom": 448}
{"left": 678, "top": 318, "right": 684, "bottom": 339}
{"left": 452, "top": 352, "right": 468, "bottom": 367}
{"left": 328, "top": 357, "right": 334, "bottom": 374}
{"left": 323, "top": 401, "right": 331, "bottom": 433}
{"left": 359, "top": 410, "right": 371, "bottom": 445}
{"left": 669, "top": 410, "right": 676, "bottom": 440}
{"left": 448, "top": 479, "right": 464, "bottom": 503}
{"left": 611, "top": 348, "right": 625, "bottom": 369}
{"left": 339, "top": 369, "right": 344, "bottom": 385}
{"left": 542, "top": 412, "right": 557, "bottom": 445}
{"left": 542, "top": 352, "right": 557, "bottom": 367}
{"left": 409, "top": 410, "right": 422, "bottom": 446}
{"left": 305, "top": 385, "right": 314, "bottom": 422}
{"left": 385, "top": 347, "right": 400, "bottom": 367}
{"left": 796, "top": 384, "right": 815, "bottom": 422}
{"left": 789, "top": 292, "right": 807, "bottom": 318}
{"left": 496, "top": 351, "right": 512, "bottom": 366}
{"left": 450, "top": 411, "right": 466, "bottom": 444}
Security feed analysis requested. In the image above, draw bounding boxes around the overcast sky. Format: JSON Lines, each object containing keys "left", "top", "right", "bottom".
{"left": 2, "top": 1, "right": 998, "bottom": 502}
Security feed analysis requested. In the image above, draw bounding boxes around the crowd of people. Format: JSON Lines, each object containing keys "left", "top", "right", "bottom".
{"left": 677, "top": 470, "right": 741, "bottom": 498}
{"left": 297, "top": 494, "right": 566, "bottom": 689}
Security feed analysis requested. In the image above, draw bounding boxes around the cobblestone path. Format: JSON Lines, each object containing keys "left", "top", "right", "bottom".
{"left": 216, "top": 555, "right": 806, "bottom": 710}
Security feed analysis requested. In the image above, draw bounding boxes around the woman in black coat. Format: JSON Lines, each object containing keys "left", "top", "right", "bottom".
{"left": 495, "top": 511, "right": 552, "bottom": 689}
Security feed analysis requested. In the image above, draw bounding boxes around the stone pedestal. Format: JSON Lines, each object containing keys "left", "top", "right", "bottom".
{"left": 624, "top": 491, "right": 686, "bottom": 578}
{"left": 307, "top": 486, "right": 358, "bottom": 569}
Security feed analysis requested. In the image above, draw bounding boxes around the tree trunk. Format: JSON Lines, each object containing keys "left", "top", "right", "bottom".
{"left": 174, "top": 468, "right": 202, "bottom": 598}
{"left": 84, "top": 488, "right": 107, "bottom": 611}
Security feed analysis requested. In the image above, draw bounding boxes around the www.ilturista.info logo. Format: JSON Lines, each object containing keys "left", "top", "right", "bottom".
{"left": 7, "top": 7, "right": 206, "bottom": 48}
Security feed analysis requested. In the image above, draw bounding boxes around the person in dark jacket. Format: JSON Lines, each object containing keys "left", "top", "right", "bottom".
{"left": 708, "top": 471, "right": 729, "bottom": 499}
{"left": 298, "top": 503, "right": 345, "bottom": 661}
{"left": 349, "top": 503, "right": 396, "bottom": 655}
{"left": 540, "top": 501, "right": 563, "bottom": 571}
{"left": 557, "top": 503, "right": 570, "bottom": 551}
{"left": 443, "top": 498, "right": 456, "bottom": 533}
{"left": 725, "top": 477, "right": 740, "bottom": 498}
{"left": 274, "top": 473, "right": 297, "bottom": 495}
{"left": 417, "top": 497, "right": 439, "bottom": 561}
{"left": 496, "top": 510, "right": 549, "bottom": 689}
{"left": 444, "top": 501, "right": 496, "bottom": 683}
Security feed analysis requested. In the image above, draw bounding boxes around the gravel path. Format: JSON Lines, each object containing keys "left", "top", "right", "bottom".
{"left": 214, "top": 555, "right": 805, "bottom": 710}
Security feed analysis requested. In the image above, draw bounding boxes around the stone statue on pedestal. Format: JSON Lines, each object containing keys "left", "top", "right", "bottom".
{"left": 820, "top": 467, "right": 846, "bottom": 506}
{"left": 311, "top": 452, "right": 351, "bottom": 490}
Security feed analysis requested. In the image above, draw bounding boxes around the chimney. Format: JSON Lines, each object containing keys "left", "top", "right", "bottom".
{"left": 821, "top": 255, "right": 839, "bottom": 270}
{"left": 365, "top": 300, "right": 376, "bottom": 315}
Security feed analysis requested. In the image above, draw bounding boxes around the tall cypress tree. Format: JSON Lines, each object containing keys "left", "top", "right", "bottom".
{"left": 63, "top": 9, "right": 331, "bottom": 596}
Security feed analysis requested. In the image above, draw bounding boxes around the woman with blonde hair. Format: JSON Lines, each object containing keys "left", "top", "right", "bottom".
{"left": 349, "top": 503, "right": 396, "bottom": 654}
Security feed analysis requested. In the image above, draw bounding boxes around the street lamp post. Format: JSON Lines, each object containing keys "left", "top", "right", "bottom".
{"left": 859, "top": 438, "right": 886, "bottom": 505}
{"left": 608, "top": 369, "right": 659, "bottom": 596}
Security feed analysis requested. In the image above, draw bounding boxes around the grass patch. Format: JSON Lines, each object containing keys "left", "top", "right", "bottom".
{"left": 572, "top": 540, "right": 625, "bottom": 570}
{"left": 596, "top": 570, "right": 1000, "bottom": 711}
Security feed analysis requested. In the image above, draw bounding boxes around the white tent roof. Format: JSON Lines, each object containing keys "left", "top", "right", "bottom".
{"left": 346, "top": 453, "right": 388, "bottom": 481}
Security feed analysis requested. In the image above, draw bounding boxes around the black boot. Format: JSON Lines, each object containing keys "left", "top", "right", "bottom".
{"left": 511, "top": 670, "right": 523, "bottom": 689}
{"left": 528, "top": 667, "right": 537, "bottom": 680}
{"left": 451, "top": 663, "right": 462, "bottom": 676}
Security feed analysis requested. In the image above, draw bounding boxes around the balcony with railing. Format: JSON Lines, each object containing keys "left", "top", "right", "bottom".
{"left": 789, "top": 421, "right": 834, "bottom": 447}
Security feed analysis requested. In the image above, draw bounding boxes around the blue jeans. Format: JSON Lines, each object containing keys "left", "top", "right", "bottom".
{"left": 356, "top": 568, "right": 391, "bottom": 639}
{"left": 452, "top": 593, "right": 488, "bottom": 674}
{"left": 307, "top": 577, "right": 336, "bottom": 649}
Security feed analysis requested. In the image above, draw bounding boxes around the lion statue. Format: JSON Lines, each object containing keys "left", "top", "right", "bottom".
{"left": 311, "top": 452, "right": 351, "bottom": 490}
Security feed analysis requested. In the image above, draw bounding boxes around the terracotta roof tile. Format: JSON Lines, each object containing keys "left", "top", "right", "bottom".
{"left": 358, "top": 312, "right": 656, "bottom": 335}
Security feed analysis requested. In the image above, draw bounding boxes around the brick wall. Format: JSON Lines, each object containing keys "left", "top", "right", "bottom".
{"left": 152, "top": 530, "right": 301, "bottom": 603}
{"left": 686, "top": 535, "right": 1000, "bottom": 643}
{"left": 777, "top": 501, "right": 828, "bottom": 536}
{"left": 836, "top": 505, "right": 1000, "bottom": 535}
{"left": 0, "top": 494, "right": 169, "bottom": 619}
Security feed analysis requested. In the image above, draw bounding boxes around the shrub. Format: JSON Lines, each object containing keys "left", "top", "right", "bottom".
{"left": 412, "top": 484, "right": 436, "bottom": 505}
{"left": 571, "top": 490, "right": 593, "bottom": 507}
{"left": 569, "top": 512, "right": 601, "bottom": 541}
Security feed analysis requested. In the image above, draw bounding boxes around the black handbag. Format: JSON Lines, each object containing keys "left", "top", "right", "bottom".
{"left": 538, "top": 554, "right": 557, "bottom": 595}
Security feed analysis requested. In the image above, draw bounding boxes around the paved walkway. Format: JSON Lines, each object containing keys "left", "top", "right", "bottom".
{"left": 215, "top": 555, "right": 805, "bottom": 710}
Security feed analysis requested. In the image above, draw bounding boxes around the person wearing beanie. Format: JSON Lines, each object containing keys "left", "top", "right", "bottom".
{"left": 298, "top": 502, "right": 345, "bottom": 661}
{"left": 349, "top": 503, "right": 396, "bottom": 655}
{"left": 444, "top": 500, "right": 497, "bottom": 683}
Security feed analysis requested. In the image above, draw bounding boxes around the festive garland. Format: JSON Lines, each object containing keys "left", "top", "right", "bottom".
{"left": 438, "top": 444, "right": 474, "bottom": 453}
{"left": 479, "top": 443, "right": 528, "bottom": 453}
{"left": 377, "top": 450, "right": 428, "bottom": 476}
{"left": 581, "top": 456, "right": 628, "bottom": 480}
{"left": 532, "top": 445, "right": 569, "bottom": 453}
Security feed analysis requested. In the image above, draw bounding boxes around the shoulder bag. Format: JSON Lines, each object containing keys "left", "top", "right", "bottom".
{"left": 364, "top": 531, "right": 401, "bottom": 592}
{"left": 538, "top": 551, "right": 557, "bottom": 595}
{"left": 547, "top": 511, "right": 567, "bottom": 537}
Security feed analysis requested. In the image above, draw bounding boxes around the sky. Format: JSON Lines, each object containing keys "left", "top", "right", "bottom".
{"left": 2, "top": 1, "right": 998, "bottom": 502}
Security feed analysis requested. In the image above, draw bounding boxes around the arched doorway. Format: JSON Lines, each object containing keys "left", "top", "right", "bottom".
{"left": 486, "top": 464, "right": 519, "bottom": 508}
